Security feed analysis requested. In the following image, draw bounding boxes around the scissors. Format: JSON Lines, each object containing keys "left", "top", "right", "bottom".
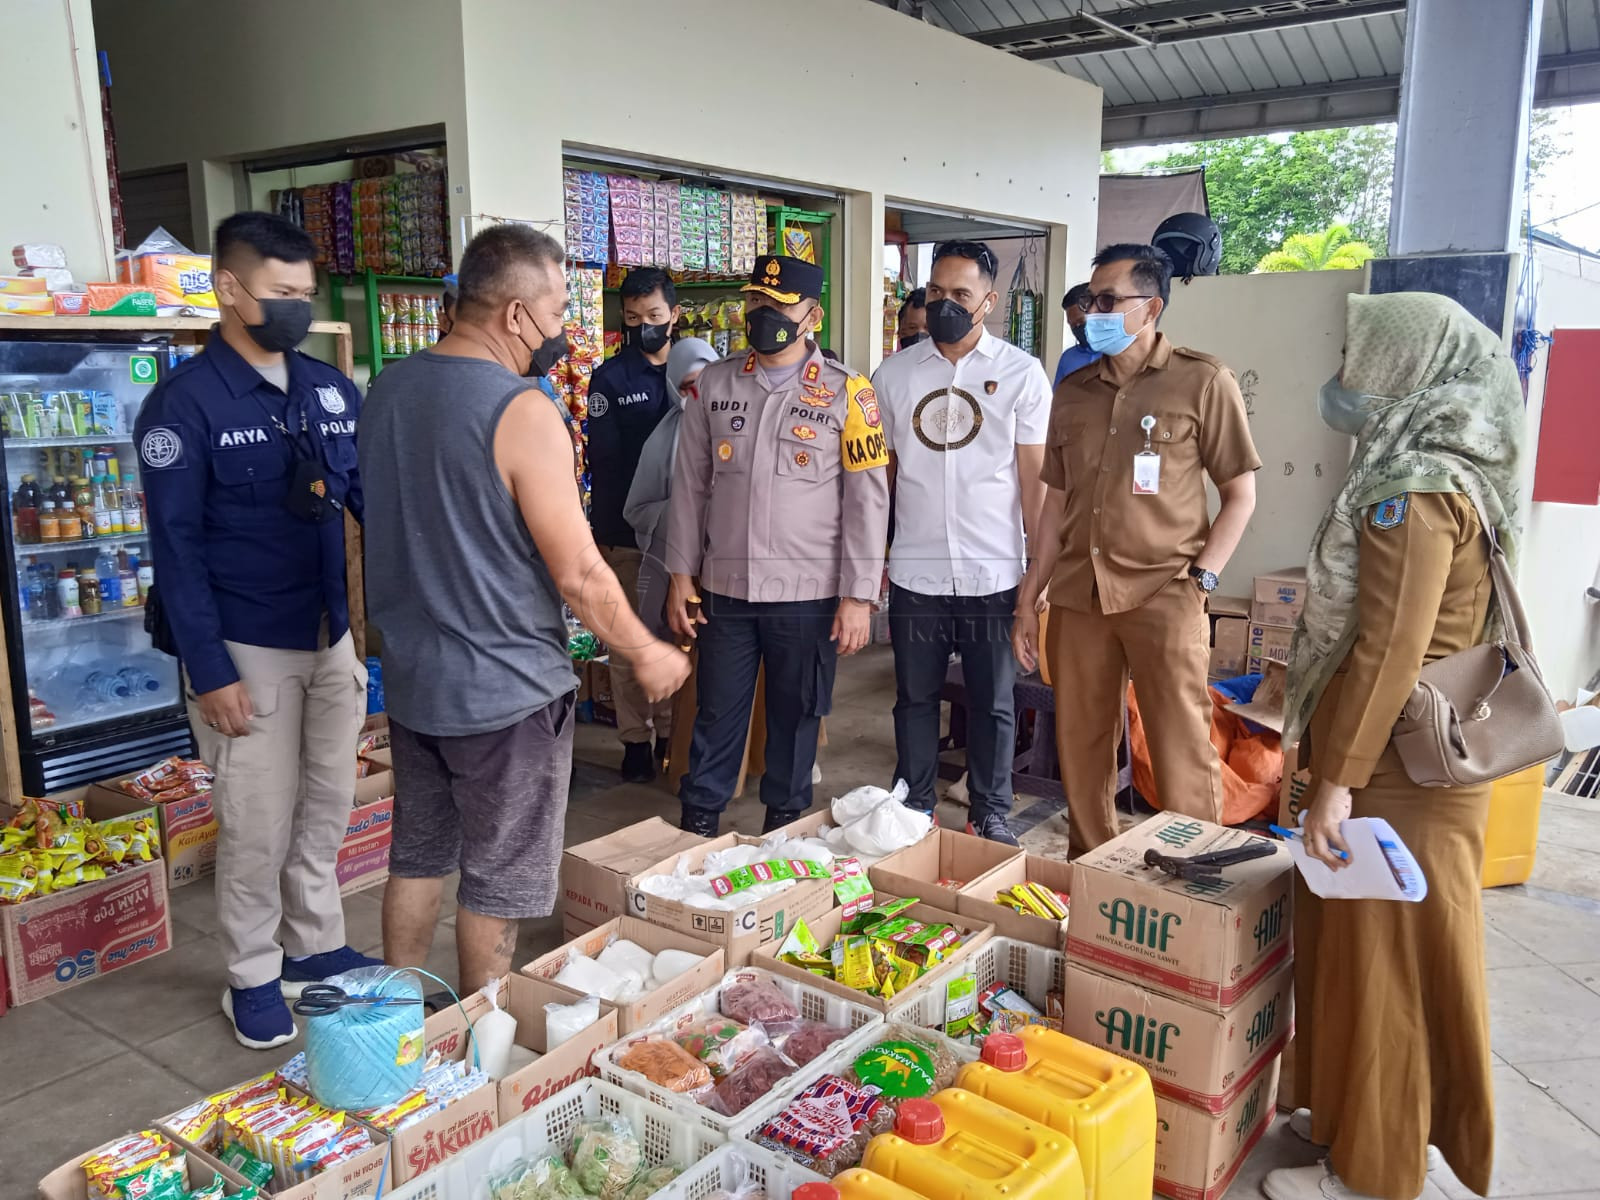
{"left": 291, "top": 983, "right": 423, "bottom": 1017}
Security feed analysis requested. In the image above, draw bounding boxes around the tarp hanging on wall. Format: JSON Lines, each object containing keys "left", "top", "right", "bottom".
{"left": 1097, "top": 168, "right": 1208, "bottom": 256}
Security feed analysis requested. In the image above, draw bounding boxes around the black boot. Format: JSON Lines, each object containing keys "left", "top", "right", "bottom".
{"left": 621, "top": 741, "right": 656, "bottom": 783}
{"left": 762, "top": 807, "right": 805, "bottom": 835}
{"left": 680, "top": 806, "right": 721, "bottom": 837}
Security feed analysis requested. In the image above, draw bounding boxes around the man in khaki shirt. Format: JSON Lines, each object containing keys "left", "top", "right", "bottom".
{"left": 1014, "top": 243, "right": 1260, "bottom": 851}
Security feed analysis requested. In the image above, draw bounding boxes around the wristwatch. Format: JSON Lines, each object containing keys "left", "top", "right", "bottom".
{"left": 1188, "top": 565, "right": 1219, "bottom": 594}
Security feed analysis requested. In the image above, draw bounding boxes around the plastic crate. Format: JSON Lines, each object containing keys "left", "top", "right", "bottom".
{"left": 594, "top": 966, "right": 886, "bottom": 1136}
{"left": 658, "top": 1142, "right": 818, "bottom": 1200}
{"left": 383, "top": 1078, "right": 721, "bottom": 1200}
{"left": 885, "top": 936, "right": 1064, "bottom": 1030}
{"left": 724, "top": 1023, "right": 981, "bottom": 1188}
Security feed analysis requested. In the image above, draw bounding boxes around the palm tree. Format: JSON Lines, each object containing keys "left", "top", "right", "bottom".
{"left": 1254, "top": 224, "right": 1375, "bottom": 273}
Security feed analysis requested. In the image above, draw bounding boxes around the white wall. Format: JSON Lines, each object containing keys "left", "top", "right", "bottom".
{"left": 0, "top": 0, "right": 114, "bottom": 278}
{"left": 1517, "top": 242, "right": 1600, "bottom": 703}
{"left": 457, "top": 0, "right": 1102, "bottom": 369}
{"left": 1156, "top": 271, "right": 1362, "bottom": 596}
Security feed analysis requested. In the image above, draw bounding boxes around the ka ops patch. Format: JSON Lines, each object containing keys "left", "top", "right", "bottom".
{"left": 841, "top": 376, "right": 889, "bottom": 473}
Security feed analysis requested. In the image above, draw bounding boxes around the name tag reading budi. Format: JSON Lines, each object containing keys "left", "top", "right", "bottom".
{"left": 1133, "top": 451, "right": 1161, "bottom": 494}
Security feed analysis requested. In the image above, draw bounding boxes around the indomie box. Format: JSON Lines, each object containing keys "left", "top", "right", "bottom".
{"left": 1067, "top": 813, "right": 1291, "bottom": 1010}
{"left": 1154, "top": 1057, "right": 1280, "bottom": 1200}
{"left": 338, "top": 768, "right": 396, "bottom": 897}
{"left": 562, "top": 818, "right": 707, "bottom": 939}
{"left": 1064, "top": 961, "right": 1291, "bottom": 1115}
{"left": 89, "top": 774, "right": 218, "bottom": 890}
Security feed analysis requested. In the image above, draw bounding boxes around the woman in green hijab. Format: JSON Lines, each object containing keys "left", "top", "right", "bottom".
{"left": 1267, "top": 292, "right": 1525, "bottom": 1200}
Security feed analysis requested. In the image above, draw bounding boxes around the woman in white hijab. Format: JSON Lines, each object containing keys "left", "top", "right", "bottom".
{"left": 625, "top": 337, "right": 719, "bottom": 637}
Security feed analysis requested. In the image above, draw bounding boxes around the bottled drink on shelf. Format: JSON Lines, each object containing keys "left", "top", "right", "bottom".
{"left": 39, "top": 500, "right": 61, "bottom": 543}
{"left": 51, "top": 475, "right": 70, "bottom": 508}
{"left": 74, "top": 476, "right": 96, "bottom": 535}
{"left": 121, "top": 475, "right": 144, "bottom": 534}
{"left": 118, "top": 556, "right": 139, "bottom": 608}
{"left": 93, "top": 475, "right": 120, "bottom": 536}
{"left": 79, "top": 569, "right": 102, "bottom": 616}
{"left": 96, "top": 547, "right": 121, "bottom": 608}
{"left": 17, "top": 565, "right": 30, "bottom": 623}
{"left": 13, "top": 474, "right": 40, "bottom": 544}
{"left": 56, "top": 498, "right": 83, "bottom": 541}
{"left": 128, "top": 544, "right": 153, "bottom": 604}
{"left": 28, "top": 558, "right": 56, "bottom": 619}
{"left": 56, "top": 568, "right": 80, "bottom": 618}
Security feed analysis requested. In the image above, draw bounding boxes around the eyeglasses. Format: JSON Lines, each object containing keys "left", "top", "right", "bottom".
{"left": 1078, "top": 291, "right": 1155, "bottom": 314}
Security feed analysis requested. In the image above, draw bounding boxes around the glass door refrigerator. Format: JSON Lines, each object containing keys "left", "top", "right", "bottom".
{"left": 0, "top": 338, "right": 193, "bottom": 793}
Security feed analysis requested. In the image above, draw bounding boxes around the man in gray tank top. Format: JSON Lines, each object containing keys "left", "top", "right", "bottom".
{"left": 360, "top": 224, "right": 690, "bottom": 992}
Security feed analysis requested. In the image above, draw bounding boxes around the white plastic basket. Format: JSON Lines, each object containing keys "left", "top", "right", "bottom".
{"left": 885, "top": 935, "right": 1064, "bottom": 1030}
{"left": 594, "top": 966, "right": 886, "bottom": 1136}
{"left": 656, "top": 1141, "right": 818, "bottom": 1200}
{"left": 724, "top": 1023, "right": 981, "bottom": 1188}
{"left": 382, "top": 1077, "right": 722, "bottom": 1200}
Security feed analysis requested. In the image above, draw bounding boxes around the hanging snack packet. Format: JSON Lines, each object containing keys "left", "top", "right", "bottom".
{"left": 831, "top": 857, "right": 875, "bottom": 922}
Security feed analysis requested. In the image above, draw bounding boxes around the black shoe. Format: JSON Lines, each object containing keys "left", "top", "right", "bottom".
{"left": 655, "top": 736, "right": 671, "bottom": 772}
{"left": 621, "top": 741, "right": 656, "bottom": 783}
{"left": 762, "top": 807, "right": 805, "bottom": 835}
{"left": 967, "top": 812, "right": 1021, "bottom": 846}
{"left": 681, "top": 806, "right": 721, "bottom": 837}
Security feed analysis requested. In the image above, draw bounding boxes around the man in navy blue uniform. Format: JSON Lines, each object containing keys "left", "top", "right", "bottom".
{"left": 136, "top": 212, "right": 379, "bottom": 1050}
{"left": 586, "top": 266, "right": 683, "bottom": 782}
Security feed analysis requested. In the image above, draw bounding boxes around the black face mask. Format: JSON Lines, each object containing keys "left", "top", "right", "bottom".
{"left": 925, "top": 297, "right": 984, "bottom": 346}
{"left": 518, "top": 305, "right": 569, "bottom": 377}
{"left": 627, "top": 322, "right": 672, "bottom": 355}
{"left": 746, "top": 306, "right": 805, "bottom": 356}
{"left": 236, "top": 281, "right": 313, "bottom": 353}
{"left": 1071, "top": 322, "right": 1091, "bottom": 351}
{"left": 898, "top": 332, "right": 929, "bottom": 351}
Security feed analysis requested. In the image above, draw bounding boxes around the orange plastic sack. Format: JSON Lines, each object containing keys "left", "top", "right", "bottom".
{"left": 1126, "top": 683, "right": 1282, "bottom": 825}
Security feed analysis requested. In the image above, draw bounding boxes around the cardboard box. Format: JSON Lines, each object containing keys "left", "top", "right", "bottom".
{"left": 1246, "top": 623, "right": 1294, "bottom": 674}
{"left": 359, "top": 712, "right": 390, "bottom": 751}
{"left": 89, "top": 774, "right": 218, "bottom": 890}
{"left": 1227, "top": 661, "right": 1287, "bottom": 735}
{"left": 562, "top": 818, "right": 707, "bottom": 940}
{"left": 37, "top": 1137, "right": 231, "bottom": 1200}
{"left": 590, "top": 658, "right": 615, "bottom": 726}
{"left": 492, "top": 972, "right": 621, "bottom": 1123}
{"left": 1251, "top": 567, "right": 1307, "bottom": 625}
{"left": 869, "top": 828, "right": 1020, "bottom": 913}
{"left": 521, "top": 915, "right": 724, "bottom": 1032}
{"left": 628, "top": 833, "right": 835, "bottom": 966}
{"left": 754, "top": 897, "right": 993, "bottom": 1016}
{"left": 2, "top": 857, "right": 171, "bottom": 1007}
{"left": 1277, "top": 1036, "right": 1302, "bottom": 1112}
{"left": 1278, "top": 747, "right": 1313, "bottom": 831}
{"left": 382, "top": 1073, "right": 498, "bottom": 1185}
{"left": 1154, "top": 1057, "right": 1280, "bottom": 1200}
{"left": 1208, "top": 594, "right": 1250, "bottom": 621}
{"left": 1208, "top": 617, "right": 1249, "bottom": 680}
{"left": 764, "top": 807, "right": 833, "bottom": 842}
{"left": 1064, "top": 960, "right": 1291, "bottom": 1114}
{"left": 180, "top": 1130, "right": 391, "bottom": 1200}
{"left": 337, "top": 769, "right": 395, "bottom": 897}
{"left": 1066, "top": 813, "right": 1292, "bottom": 1010}
{"left": 956, "top": 853, "right": 1070, "bottom": 950}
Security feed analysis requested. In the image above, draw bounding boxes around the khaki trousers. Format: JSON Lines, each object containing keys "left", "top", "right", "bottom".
{"left": 190, "top": 632, "right": 365, "bottom": 988}
{"left": 1046, "top": 576, "right": 1223, "bottom": 852}
{"left": 599, "top": 545, "right": 674, "bottom": 744}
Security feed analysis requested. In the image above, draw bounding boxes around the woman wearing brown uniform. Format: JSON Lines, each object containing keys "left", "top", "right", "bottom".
{"left": 1267, "top": 292, "right": 1525, "bottom": 1200}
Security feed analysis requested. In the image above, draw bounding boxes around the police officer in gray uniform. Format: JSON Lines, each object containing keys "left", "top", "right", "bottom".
{"left": 663, "top": 256, "right": 890, "bottom": 835}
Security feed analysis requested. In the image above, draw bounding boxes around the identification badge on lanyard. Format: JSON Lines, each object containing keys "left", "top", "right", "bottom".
{"left": 1133, "top": 415, "right": 1160, "bottom": 495}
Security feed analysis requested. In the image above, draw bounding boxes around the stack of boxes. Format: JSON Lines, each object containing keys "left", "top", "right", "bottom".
{"left": 1062, "top": 813, "right": 1294, "bottom": 1200}
{"left": 1247, "top": 567, "right": 1308, "bottom": 675}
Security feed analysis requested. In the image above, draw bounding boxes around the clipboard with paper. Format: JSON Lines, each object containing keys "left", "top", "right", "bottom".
{"left": 1283, "top": 817, "right": 1428, "bottom": 902}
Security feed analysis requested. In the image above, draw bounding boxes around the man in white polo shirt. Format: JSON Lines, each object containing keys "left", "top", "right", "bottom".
{"left": 872, "top": 241, "right": 1052, "bottom": 845}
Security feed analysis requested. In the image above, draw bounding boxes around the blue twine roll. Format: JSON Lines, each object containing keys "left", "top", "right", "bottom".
{"left": 304, "top": 968, "right": 425, "bottom": 1111}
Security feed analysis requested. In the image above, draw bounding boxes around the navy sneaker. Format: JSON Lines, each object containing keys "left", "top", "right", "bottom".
{"left": 967, "top": 812, "right": 1021, "bottom": 847}
{"left": 221, "top": 982, "right": 298, "bottom": 1050}
{"left": 280, "top": 946, "right": 385, "bottom": 998}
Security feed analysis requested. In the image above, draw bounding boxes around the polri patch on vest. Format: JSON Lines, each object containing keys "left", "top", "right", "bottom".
{"left": 717, "top": 440, "right": 734, "bottom": 463}
{"left": 1372, "top": 494, "right": 1408, "bottom": 529}
{"left": 319, "top": 419, "right": 357, "bottom": 438}
{"left": 214, "top": 426, "right": 270, "bottom": 450}
{"left": 316, "top": 384, "right": 346, "bottom": 415}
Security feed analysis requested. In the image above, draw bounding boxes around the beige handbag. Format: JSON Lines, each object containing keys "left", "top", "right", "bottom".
{"left": 1390, "top": 498, "right": 1564, "bottom": 788}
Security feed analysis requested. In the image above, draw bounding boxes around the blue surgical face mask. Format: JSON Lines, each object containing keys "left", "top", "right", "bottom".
{"left": 1083, "top": 297, "right": 1154, "bottom": 356}
{"left": 1317, "top": 372, "right": 1372, "bottom": 436}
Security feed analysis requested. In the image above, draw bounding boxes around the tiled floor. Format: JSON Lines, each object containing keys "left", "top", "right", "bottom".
{"left": 2, "top": 646, "right": 1598, "bottom": 1197}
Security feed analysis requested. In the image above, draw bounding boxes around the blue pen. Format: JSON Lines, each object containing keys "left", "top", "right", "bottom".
{"left": 1270, "top": 823, "right": 1350, "bottom": 862}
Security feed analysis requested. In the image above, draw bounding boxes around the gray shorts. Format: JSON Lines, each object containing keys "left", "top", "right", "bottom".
{"left": 388, "top": 692, "right": 576, "bottom": 919}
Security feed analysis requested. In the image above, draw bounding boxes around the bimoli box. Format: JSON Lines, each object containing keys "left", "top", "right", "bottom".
{"left": 869, "top": 827, "right": 1019, "bottom": 913}
{"left": 626, "top": 832, "right": 833, "bottom": 966}
{"left": 1, "top": 853, "right": 172, "bottom": 1007}
{"left": 89, "top": 773, "right": 218, "bottom": 889}
{"left": 522, "top": 915, "right": 723, "bottom": 1033}
{"left": 754, "top": 896, "right": 993, "bottom": 1016}
{"left": 1067, "top": 813, "right": 1291, "bottom": 1009}
{"left": 1063, "top": 960, "right": 1291, "bottom": 1115}
{"left": 37, "top": 1137, "right": 233, "bottom": 1200}
{"left": 956, "top": 853, "right": 1070, "bottom": 950}
{"left": 487, "top": 972, "right": 621, "bottom": 1123}
{"left": 1154, "top": 1057, "right": 1280, "bottom": 1200}
{"left": 563, "top": 818, "right": 707, "bottom": 940}
{"left": 1250, "top": 568, "right": 1307, "bottom": 628}
{"left": 1246, "top": 623, "right": 1294, "bottom": 674}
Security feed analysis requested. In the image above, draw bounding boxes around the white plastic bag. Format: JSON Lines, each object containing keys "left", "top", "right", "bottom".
{"left": 844, "top": 795, "right": 931, "bottom": 857}
{"left": 545, "top": 995, "right": 602, "bottom": 1048}
{"left": 652, "top": 948, "right": 707, "bottom": 986}
{"left": 553, "top": 951, "right": 629, "bottom": 1001}
{"left": 833, "top": 781, "right": 903, "bottom": 825}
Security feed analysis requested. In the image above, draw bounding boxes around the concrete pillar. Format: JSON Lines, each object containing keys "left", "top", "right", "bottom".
{"left": 843, "top": 190, "right": 887, "bottom": 374}
{"left": 1389, "top": 0, "right": 1543, "bottom": 256}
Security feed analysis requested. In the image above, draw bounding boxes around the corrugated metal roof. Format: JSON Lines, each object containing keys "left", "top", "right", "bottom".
{"left": 881, "top": 0, "right": 1600, "bottom": 143}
